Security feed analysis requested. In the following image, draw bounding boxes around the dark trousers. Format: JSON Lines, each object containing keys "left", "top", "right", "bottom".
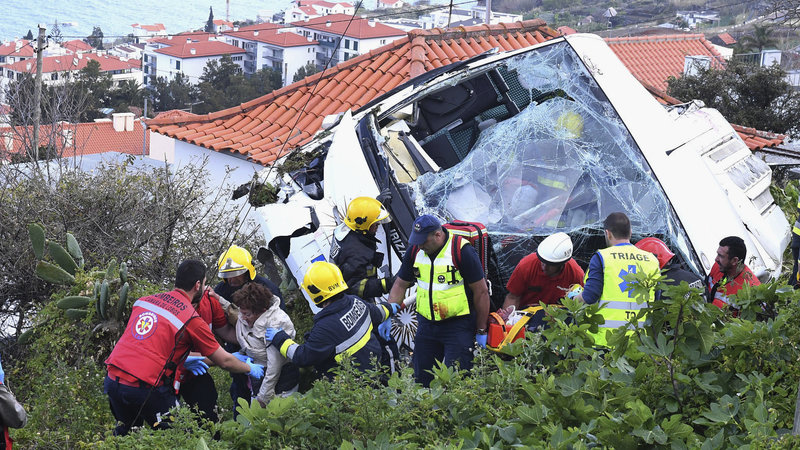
{"left": 412, "top": 316, "right": 474, "bottom": 387}
{"left": 178, "top": 372, "right": 218, "bottom": 422}
{"left": 791, "top": 245, "right": 799, "bottom": 287}
{"left": 104, "top": 375, "right": 177, "bottom": 436}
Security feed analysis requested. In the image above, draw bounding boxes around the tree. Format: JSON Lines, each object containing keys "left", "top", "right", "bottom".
{"left": 24, "top": 29, "right": 33, "bottom": 40}
{"left": 293, "top": 62, "right": 319, "bottom": 82}
{"left": 150, "top": 73, "right": 196, "bottom": 112}
{"left": 74, "top": 59, "right": 113, "bottom": 121}
{"left": 205, "top": 6, "right": 215, "bottom": 33}
{"left": 86, "top": 26, "right": 104, "bottom": 50}
{"left": 738, "top": 24, "right": 778, "bottom": 53}
{"left": 667, "top": 58, "right": 800, "bottom": 138}
{"left": 50, "top": 20, "right": 63, "bottom": 44}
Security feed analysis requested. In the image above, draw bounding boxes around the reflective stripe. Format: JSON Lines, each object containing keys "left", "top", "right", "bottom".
{"left": 281, "top": 339, "right": 298, "bottom": 359}
{"left": 416, "top": 279, "right": 464, "bottom": 291}
{"left": 602, "top": 301, "right": 647, "bottom": 311}
{"left": 335, "top": 318, "right": 371, "bottom": 356}
{"left": 600, "top": 319, "right": 645, "bottom": 329}
{"left": 133, "top": 299, "right": 187, "bottom": 330}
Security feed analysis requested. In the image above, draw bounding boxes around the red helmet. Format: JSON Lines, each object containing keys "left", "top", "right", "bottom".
{"left": 635, "top": 237, "right": 675, "bottom": 269}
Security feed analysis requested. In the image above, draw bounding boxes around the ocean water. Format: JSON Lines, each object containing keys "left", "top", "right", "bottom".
{"left": 0, "top": 0, "right": 295, "bottom": 43}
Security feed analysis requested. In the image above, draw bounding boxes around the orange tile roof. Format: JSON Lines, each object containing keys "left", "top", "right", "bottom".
{"left": 557, "top": 26, "right": 577, "bottom": 35}
{"left": 133, "top": 23, "right": 166, "bottom": 32}
{"left": 149, "top": 20, "right": 559, "bottom": 166}
{"left": 0, "top": 120, "right": 148, "bottom": 160}
{"left": 716, "top": 32, "right": 736, "bottom": 45}
{"left": 291, "top": 14, "right": 406, "bottom": 39}
{"left": 63, "top": 39, "right": 94, "bottom": 53}
{"left": 150, "top": 32, "right": 216, "bottom": 45}
{"left": 154, "top": 41, "right": 246, "bottom": 58}
{"left": 605, "top": 34, "right": 724, "bottom": 91}
{"left": 0, "top": 40, "right": 34, "bottom": 58}
{"left": 3, "top": 53, "right": 140, "bottom": 74}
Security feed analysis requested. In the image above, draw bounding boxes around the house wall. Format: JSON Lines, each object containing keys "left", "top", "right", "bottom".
{"left": 280, "top": 45, "right": 317, "bottom": 85}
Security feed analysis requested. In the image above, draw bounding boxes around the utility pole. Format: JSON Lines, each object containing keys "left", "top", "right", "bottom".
{"left": 142, "top": 97, "right": 148, "bottom": 156}
{"left": 226, "top": 0, "right": 230, "bottom": 22}
{"left": 485, "top": 0, "right": 492, "bottom": 25}
{"left": 33, "top": 23, "right": 46, "bottom": 161}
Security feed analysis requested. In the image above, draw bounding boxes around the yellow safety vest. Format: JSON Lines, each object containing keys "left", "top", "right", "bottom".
{"left": 413, "top": 233, "right": 471, "bottom": 321}
{"left": 585, "top": 244, "right": 659, "bottom": 346}
{"left": 793, "top": 199, "right": 800, "bottom": 236}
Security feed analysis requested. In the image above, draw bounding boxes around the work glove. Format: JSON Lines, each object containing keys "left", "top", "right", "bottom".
{"left": 231, "top": 352, "right": 249, "bottom": 363}
{"left": 0, "top": 355, "right": 4, "bottom": 384}
{"left": 476, "top": 333, "right": 487, "bottom": 349}
{"left": 377, "top": 319, "right": 391, "bottom": 341}
{"left": 246, "top": 357, "right": 265, "bottom": 379}
{"left": 183, "top": 356, "right": 209, "bottom": 376}
{"left": 264, "top": 327, "right": 281, "bottom": 342}
{"left": 389, "top": 302, "right": 401, "bottom": 315}
{"left": 566, "top": 284, "right": 583, "bottom": 300}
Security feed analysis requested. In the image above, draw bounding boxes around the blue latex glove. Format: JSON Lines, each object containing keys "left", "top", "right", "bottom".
{"left": 264, "top": 327, "right": 281, "bottom": 341}
{"left": 183, "top": 355, "right": 209, "bottom": 376}
{"left": 476, "top": 333, "right": 487, "bottom": 349}
{"left": 231, "top": 351, "right": 248, "bottom": 363}
{"left": 0, "top": 356, "right": 4, "bottom": 384}
{"left": 377, "top": 319, "right": 391, "bottom": 341}
{"left": 389, "top": 302, "right": 401, "bottom": 315}
{"left": 566, "top": 284, "right": 583, "bottom": 300}
{"left": 246, "top": 357, "right": 265, "bottom": 379}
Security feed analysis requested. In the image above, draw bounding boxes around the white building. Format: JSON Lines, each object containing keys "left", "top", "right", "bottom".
{"left": 286, "top": 5, "right": 324, "bottom": 22}
{"left": 290, "top": 15, "right": 406, "bottom": 68}
{"left": 377, "top": 0, "right": 404, "bottom": 9}
{"left": 224, "top": 24, "right": 318, "bottom": 87}
{"left": 131, "top": 23, "right": 167, "bottom": 44}
{"left": 0, "top": 40, "right": 34, "bottom": 65}
{"left": 109, "top": 43, "right": 146, "bottom": 61}
{"left": 142, "top": 32, "right": 245, "bottom": 86}
{"left": 290, "top": 0, "right": 355, "bottom": 16}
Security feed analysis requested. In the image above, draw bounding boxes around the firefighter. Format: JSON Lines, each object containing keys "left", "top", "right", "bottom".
{"left": 634, "top": 237, "right": 704, "bottom": 291}
{"left": 0, "top": 356, "right": 27, "bottom": 450}
{"left": 330, "top": 197, "right": 398, "bottom": 370}
{"left": 387, "top": 214, "right": 491, "bottom": 387}
{"left": 791, "top": 198, "right": 800, "bottom": 287}
{"left": 104, "top": 260, "right": 265, "bottom": 436}
{"left": 265, "top": 261, "right": 400, "bottom": 379}
{"left": 573, "top": 212, "right": 660, "bottom": 346}
{"left": 213, "top": 245, "right": 283, "bottom": 417}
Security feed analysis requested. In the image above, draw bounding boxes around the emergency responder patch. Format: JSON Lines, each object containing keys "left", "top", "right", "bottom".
{"left": 438, "top": 275, "right": 446, "bottom": 283}
{"left": 133, "top": 311, "right": 158, "bottom": 340}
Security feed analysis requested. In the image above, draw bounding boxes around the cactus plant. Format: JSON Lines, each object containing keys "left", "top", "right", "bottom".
{"left": 119, "top": 262, "right": 128, "bottom": 284}
{"left": 36, "top": 261, "right": 75, "bottom": 285}
{"left": 116, "top": 282, "right": 130, "bottom": 321}
{"left": 47, "top": 240, "right": 78, "bottom": 275}
{"left": 28, "top": 223, "right": 45, "bottom": 260}
{"left": 56, "top": 296, "right": 92, "bottom": 310}
{"left": 17, "top": 329, "right": 35, "bottom": 345}
{"left": 65, "top": 309, "right": 88, "bottom": 320}
{"left": 65, "top": 232, "right": 84, "bottom": 268}
{"left": 98, "top": 280, "right": 109, "bottom": 320}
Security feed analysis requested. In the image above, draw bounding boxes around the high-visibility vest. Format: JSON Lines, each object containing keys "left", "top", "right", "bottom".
{"left": 793, "top": 199, "right": 800, "bottom": 236}
{"left": 413, "top": 232, "right": 471, "bottom": 321}
{"left": 586, "top": 244, "right": 659, "bottom": 346}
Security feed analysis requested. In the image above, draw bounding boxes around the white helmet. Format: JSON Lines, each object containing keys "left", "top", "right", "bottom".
{"left": 537, "top": 232, "right": 573, "bottom": 264}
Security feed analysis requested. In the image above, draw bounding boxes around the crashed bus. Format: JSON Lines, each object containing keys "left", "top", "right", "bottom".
{"left": 254, "top": 33, "right": 790, "bottom": 348}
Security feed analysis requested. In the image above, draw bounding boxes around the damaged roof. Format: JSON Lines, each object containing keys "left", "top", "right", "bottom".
{"left": 147, "top": 19, "right": 560, "bottom": 166}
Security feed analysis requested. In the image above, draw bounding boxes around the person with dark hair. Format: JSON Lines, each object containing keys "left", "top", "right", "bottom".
{"left": 573, "top": 212, "right": 660, "bottom": 346}
{"left": 265, "top": 261, "right": 400, "bottom": 379}
{"left": 706, "top": 236, "right": 760, "bottom": 310}
{"left": 231, "top": 283, "right": 299, "bottom": 407}
{"left": 104, "top": 260, "right": 265, "bottom": 436}
{"left": 0, "top": 356, "right": 27, "bottom": 450}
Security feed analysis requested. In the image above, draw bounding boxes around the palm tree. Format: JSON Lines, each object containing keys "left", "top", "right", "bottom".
{"left": 738, "top": 24, "right": 778, "bottom": 53}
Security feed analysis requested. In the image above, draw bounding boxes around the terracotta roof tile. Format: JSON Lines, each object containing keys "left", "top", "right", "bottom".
{"left": 604, "top": 34, "right": 724, "bottom": 91}
{"left": 148, "top": 19, "right": 560, "bottom": 165}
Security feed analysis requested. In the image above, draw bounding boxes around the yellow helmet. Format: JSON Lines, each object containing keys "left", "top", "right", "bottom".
{"left": 217, "top": 245, "right": 256, "bottom": 280}
{"left": 303, "top": 261, "right": 348, "bottom": 305}
{"left": 344, "top": 197, "right": 390, "bottom": 233}
{"left": 556, "top": 111, "right": 584, "bottom": 139}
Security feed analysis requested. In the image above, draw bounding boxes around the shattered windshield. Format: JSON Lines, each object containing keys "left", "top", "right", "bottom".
{"left": 398, "top": 41, "right": 697, "bottom": 283}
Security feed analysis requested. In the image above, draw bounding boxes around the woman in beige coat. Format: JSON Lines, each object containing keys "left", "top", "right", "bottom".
{"left": 232, "top": 283, "right": 299, "bottom": 407}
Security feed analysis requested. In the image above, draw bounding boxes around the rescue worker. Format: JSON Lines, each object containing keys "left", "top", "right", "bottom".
{"left": 634, "top": 237, "right": 704, "bottom": 291}
{"left": 264, "top": 261, "right": 401, "bottom": 378}
{"left": 176, "top": 286, "right": 238, "bottom": 423}
{"left": 104, "top": 259, "right": 265, "bottom": 436}
{"left": 387, "top": 214, "right": 491, "bottom": 387}
{"left": 0, "top": 356, "right": 27, "bottom": 450}
{"left": 706, "top": 236, "right": 760, "bottom": 311}
{"left": 503, "top": 232, "right": 584, "bottom": 309}
{"left": 330, "top": 197, "right": 398, "bottom": 369}
{"left": 791, "top": 198, "right": 800, "bottom": 287}
{"left": 213, "top": 245, "right": 283, "bottom": 417}
{"left": 573, "top": 212, "right": 660, "bottom": 346}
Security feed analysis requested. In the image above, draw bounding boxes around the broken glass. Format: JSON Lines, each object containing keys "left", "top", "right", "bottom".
{"left": 402, "top": 41, "right": 699, "bottom": 284}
